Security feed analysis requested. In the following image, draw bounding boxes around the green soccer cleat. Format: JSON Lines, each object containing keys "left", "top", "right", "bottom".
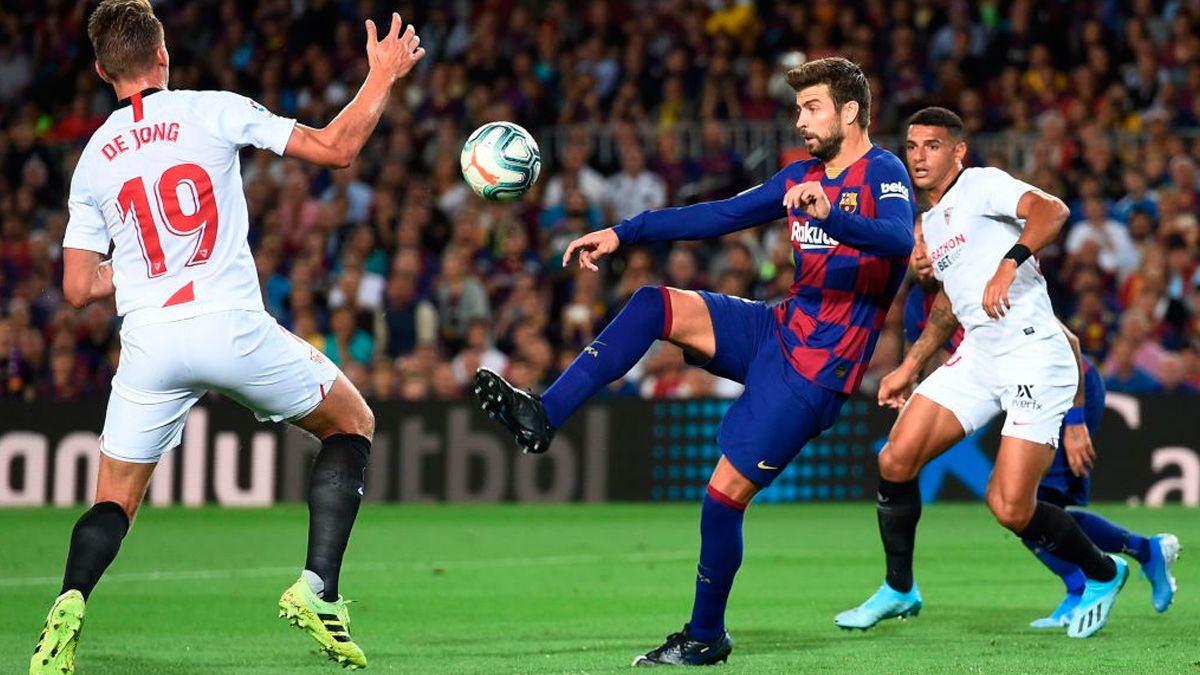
{"left": 279, "top": 578, "right": 367, "bottom": 670}
{"left": 30, "top": 590, "right": 85, "bottom": 675}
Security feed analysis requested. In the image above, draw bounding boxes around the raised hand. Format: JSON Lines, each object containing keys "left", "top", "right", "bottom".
{"left": 365, "top": 12, "right": 425, "bottom": 83}
{"left": 562, "top": 228, "right": 620, "bottom": 272}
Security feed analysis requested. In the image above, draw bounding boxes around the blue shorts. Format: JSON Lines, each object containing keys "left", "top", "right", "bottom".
{"left": 1037, "top": 362, "right": 1105, "bottom": 506}
{"left": 687, "top": 292, "right": 848, "bottom": 487}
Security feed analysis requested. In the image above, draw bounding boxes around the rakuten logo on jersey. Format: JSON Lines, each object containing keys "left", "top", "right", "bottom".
{"left": 790, "top": 220, "right": 840, "bottom": 249}
{"left": 879, "top": 181, "right": 910, "bottom": 200}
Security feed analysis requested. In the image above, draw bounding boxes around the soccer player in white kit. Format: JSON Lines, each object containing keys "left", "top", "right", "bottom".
{"left": 835, "top": 107, "right": 1129, "bottom": 638}
{"left": 30, "top": 2, "right": 424, "bottom": 673}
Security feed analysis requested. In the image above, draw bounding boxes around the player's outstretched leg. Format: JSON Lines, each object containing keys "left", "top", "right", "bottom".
{"left": 475, "top": 285, "right": 678, "bottom": 453}
{"left": 281, "top": 374, "right": 374, "bottom": 670}
{"left": 473, "top": 368, "right": 556, "bottom": 453}
{"left": 1069, "top": 510, "right": 1180, "bottom": 612}
{"left": 634, "top": 460, "right": 747, "bottom": 666}
{"left": 1021, "top": 540, "right": 1085, "bottom": 627}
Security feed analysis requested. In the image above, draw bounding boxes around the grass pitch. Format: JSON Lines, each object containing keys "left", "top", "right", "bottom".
{"left": 1, "top": 503, "right": 1195, "bottom": 674}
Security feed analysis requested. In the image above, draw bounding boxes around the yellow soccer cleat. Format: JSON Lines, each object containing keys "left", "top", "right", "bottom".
{"left": 30, "top": 590, "right": 86, "bottom": 675}
{"left": 279, "top": 578, "right": 367, "bottom": 670}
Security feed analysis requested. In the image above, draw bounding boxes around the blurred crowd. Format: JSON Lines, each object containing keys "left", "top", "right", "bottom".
{"left": 0, "top": 0, "right": 1199, "bottom": 402}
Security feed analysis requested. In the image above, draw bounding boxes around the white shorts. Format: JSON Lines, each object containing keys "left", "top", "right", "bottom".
{"left": 911, "top": 346, "right": 1075, "bottom": 448}
{"left": 101, "top": 309, "right": 340, "bottom": 463}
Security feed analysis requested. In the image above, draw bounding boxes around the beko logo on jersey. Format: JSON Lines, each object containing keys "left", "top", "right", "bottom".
{"left": 879, "top": 181, "right": 910, "bottom": 200}
{"left": 790, "top": 220, "right": 840, "bottom": 249}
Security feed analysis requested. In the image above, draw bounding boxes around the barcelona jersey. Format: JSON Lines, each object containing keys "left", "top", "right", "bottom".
{"left": 614, "top": 145, "right": 916, "bottom": 394}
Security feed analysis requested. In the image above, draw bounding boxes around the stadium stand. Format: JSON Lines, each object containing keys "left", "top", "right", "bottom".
{"left": 0, "top": 0, "right": 1198, "bottom": 402}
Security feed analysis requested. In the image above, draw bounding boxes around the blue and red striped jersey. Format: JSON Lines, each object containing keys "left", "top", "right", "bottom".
{"left": 613, "top": 145, "right": 916, "bottom": 393}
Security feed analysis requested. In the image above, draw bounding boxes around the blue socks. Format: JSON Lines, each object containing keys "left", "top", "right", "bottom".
{"left": 541, "top": 285, "right": 671, "bottom": 428}
{"left": 689, "top": 486, "right": 745, "bottom": 642}
{"left": 1023, "top": 539, "right": 1086, "bottom": 595}
{"left": 1069, "top": 510, "right": 1153, "bottom": 564}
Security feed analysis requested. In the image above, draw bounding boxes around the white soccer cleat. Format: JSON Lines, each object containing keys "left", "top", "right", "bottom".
{"left": 835, "top": 583, "right": 923, "bottom": 630}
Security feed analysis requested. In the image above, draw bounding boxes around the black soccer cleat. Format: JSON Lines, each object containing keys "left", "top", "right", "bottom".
{"left": 632, "top": 624, "right": 733, "bottom": 667}
{"left": 472, "top": 368, "right": 556, "bottom": 454}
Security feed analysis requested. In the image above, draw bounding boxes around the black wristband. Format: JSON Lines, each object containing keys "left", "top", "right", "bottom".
{"left": 1004, "top": 243, "right": 1032, "bottom": 266}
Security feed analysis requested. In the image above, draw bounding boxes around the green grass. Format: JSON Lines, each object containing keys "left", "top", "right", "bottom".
{"left": 1, "top": 503, "right": 1195, "bottom": 674}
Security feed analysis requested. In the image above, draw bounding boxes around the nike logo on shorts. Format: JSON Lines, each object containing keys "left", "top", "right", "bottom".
{"left": 757, "top": 460, "right": 779, "bottom": 470}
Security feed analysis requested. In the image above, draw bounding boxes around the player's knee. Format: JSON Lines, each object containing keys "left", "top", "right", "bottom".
{"left": 708, "top": 459, "right": 759, "bottom": 505}
{"left": 631, "top": 285, "right": 666, "bottom": 307}
{"left": 878, "top": 444, "right": 921, "bottom": 482}
{"left": 357, "top": 404, "right": 376, "bottom": 440}
{"left": 333, "top": 397, "right": 374, "bottom": 441}
{"left": 987, "top": 493, "right": 1033, "bottom": 532}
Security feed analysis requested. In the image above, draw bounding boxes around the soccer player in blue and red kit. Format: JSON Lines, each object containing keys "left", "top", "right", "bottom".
{"left": 904, "top": 231, "right": 1179, "bottom": 628}
{"left": 472, "top": 57, "right": 916, "bottom": 666}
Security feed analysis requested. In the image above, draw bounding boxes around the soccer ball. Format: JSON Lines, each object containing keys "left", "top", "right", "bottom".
{"left": 460, "top": 121, "right": 542, "bottom": 202}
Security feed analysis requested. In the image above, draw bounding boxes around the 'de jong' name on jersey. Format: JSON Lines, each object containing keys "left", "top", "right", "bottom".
{"left": 64, "top": 89, "right": 297, "bottom": 329}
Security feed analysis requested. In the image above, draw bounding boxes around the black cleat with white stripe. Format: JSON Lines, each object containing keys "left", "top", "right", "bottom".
{"left": 473, "top": 368, "right": 556, "bottom": 454}
{"left": 632, "top": 624, "right": 733, "bottom": 667}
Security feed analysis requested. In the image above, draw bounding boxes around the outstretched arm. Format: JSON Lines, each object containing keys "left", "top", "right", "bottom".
{"left": 284, "top": 13, "right": 424, "bottom": 169}
{"left": 565, "top": 171, "right": 788, "bottom": 270}
{"left": 612, "top": 173, "right": 788, "bottom": 244}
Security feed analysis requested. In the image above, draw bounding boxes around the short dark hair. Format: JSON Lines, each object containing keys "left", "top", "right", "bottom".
{"left": 785, "top": 57, "right": 871, "bottom": 129}
{"left": 907, "top": 107, "right": 966, "bottom": 138}
{"left": 87, "top": 0, "right": 163, "bottom": 82}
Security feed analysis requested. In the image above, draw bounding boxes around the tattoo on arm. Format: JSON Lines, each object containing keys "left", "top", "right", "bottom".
{"left": 906, "top": 290, "right": 960, "bottom": 371}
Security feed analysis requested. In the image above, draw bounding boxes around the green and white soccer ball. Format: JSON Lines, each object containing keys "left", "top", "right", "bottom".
{"left": 460, "top": 121, "right": 542, "bottom": 202}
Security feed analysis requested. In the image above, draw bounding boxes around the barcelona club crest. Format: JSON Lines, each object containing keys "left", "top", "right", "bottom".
{"left": 839, "top": 190, "right": 859, "bottom": 213}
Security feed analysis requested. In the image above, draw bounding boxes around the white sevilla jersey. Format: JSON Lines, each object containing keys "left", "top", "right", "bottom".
{"left": 920, "top": 167, "right": 1074, "bottom": 384}
{"left": 63, "top": 89, "right": 296, "bottom": 329}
